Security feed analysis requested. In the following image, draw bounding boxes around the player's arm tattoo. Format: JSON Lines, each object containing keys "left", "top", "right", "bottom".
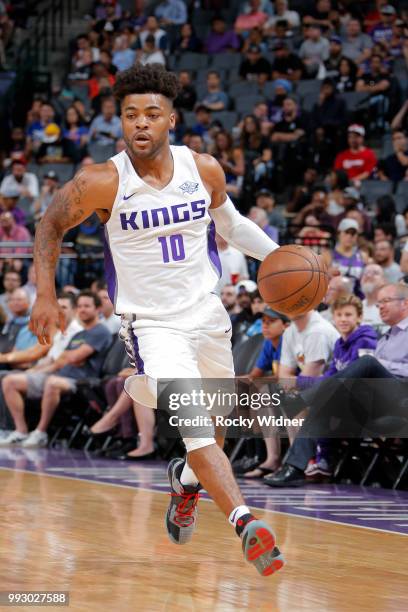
{"left": 34, "top": 169, "right": 88, "bottom": 293}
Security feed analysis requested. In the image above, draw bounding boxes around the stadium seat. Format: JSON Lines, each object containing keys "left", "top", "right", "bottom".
{"left": 88, "top": 142, "right": 116, "bottom": 163}
{"left": 229, "top": 81, "right": 259, "bottom": 98}
{"left": 262, "top": 81, "right": 279, "bottom": 99}
{"left": 395, "top": 182, "right": 408, "bottom": 213}
{"left": 212, "top": 111, "right": 239, "bottom": 131}
{"left": 381, "top": 134, "right": 394, "bottom": 158}
{"left": 195, "top": 68, "right": 227, "bottom": 85}
{"left": 211, "top": 53, "right": 242, "bottom": 71}
{"left": 178, "top": 53, "right": 209, "bottom": 72}
{"left": 295, "top": 79, "right": 320, "bottom": 98}
{"left": 183, "top": 111, "right": 196, "bottom": 127}
{"left": 342, "top": 91, "right": 371, "bottom": 113}
{"left": 360, "top": 180, "right": 393, "bottom": 205}
{"left": 232, "top": 334, "right": 264, "bottom": 375}
{"left": 37, "top": 163, "right": 76, "bottom": 183}
{"left": 234, "top": 94, "right": 265, "bottom": 114}
{"left": 301, "top": 91, "right": 320, "bottom": 112}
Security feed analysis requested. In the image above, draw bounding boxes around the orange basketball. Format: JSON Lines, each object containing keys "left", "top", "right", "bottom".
{"left": 257, "top": 245, "right": 329, "bottom": 316}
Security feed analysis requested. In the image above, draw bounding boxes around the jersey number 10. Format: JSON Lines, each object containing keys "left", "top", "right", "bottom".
{"left": 158, "top": 234, "right": 186, "bottom": 263}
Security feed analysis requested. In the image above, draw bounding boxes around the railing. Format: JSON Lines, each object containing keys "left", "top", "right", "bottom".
{"left": 0, "top": 242, "right": 103, "bottom": 260}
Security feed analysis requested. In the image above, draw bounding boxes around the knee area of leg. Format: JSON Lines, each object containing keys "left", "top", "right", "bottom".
{"left": 183, "top": 437, "right": 216, "bottom": 453}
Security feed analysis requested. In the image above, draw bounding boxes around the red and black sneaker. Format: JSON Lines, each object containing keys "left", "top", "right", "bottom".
{"left": 166, "top": 458, "right": 200, "bottom": 545}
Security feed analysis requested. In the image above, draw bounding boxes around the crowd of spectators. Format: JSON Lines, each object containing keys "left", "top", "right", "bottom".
{"left": 0, "top": 0, "right": 407, "bottom": 486}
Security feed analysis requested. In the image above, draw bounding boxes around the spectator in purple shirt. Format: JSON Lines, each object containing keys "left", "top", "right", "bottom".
{"left": 370, "top": 4, "right": 396, "bottom": 46}
{"left": 0, "top": 187, "right": 26, "bottom": 227}
{"left": 204, "top": 17, "right": 240, "bottom": 54}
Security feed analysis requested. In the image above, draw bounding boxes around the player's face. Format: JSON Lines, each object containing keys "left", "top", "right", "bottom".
{"left": 333, "top": 305, "right": 360, "bottom": 338}
{"left": 121, "top": 93, "right": 175, "bottom": 160}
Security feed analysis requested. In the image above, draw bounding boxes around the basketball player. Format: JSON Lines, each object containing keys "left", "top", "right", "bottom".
{"left": 29, "top": 64, "right": 284, "bottom": 577}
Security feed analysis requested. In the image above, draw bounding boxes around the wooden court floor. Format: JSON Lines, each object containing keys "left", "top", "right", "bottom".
{"left": 1, "top": 469, "right": 407, "bottom": 612}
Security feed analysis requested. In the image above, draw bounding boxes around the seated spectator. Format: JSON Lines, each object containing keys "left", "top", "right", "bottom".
{"left": 1, "top": 291, "right": 112, "bottom": 447}
{"left": 0, "top": 288, "right": 37, "bottom": 363}
{"left": 374, "top": 194, "right": 406, "bottom": 238}
{"left": 310, "top": 78, "right": 346, "bottom": 139}
{"left": 337, "top": 186, "right": 372, "bottom": 235}
{"left": 303, "top": 0, "right": 336, "bottom": 30}
{"left": 245, "top": 290, "right": 267, "bottom": 336}
{"left": 0, "top": 159, "right": 39, "bottom": 203}
{"left": 248, "top": 206, "right": 279, "bottom": 242}
{"left": 5, "top": 126, "right": 29, "bottom": 164}
{"left": 93, "top": 0, "right": 122, "bottom": 33}
{"left": 267, "top": 79, "right": 292, "bottom": 125}
{"left": 192, "top": 105, "right": 212, "bottom": 142}
{"left": 89, "top": 97, "right": 122, "bottom": 146}
{"left": 239, "top": 44, "right": 271, "bottom": 85}
{"left": 62, "top": 106, "right": 89, "bottom": 161}
{"left": 69, "top": 34, "right": 97, "bottom": 80}
{"left": 370, "top": 4, "right": 396, "bottom": 46}
{"left": 204, "top": 16, "right": 240, "bottom": 54}
{"left": 255, "top": 189, "right": 286, "bottom": 233}
{"left": 374, "top": 239, "right": 402, "bottom": 283}
{"left": 174, "top": 71, "right": 197, "bottom": 111}
{"left": 112, "top": 33, "right": 136, "bottom": 71}
{"left": 265, "top": 294, "right": 377, "bottom": 486}
{"left": 298, "top": 23, "right": 329, "bottom": 77}
{"left": 391, "top": 99, "right": 408, "bottom": 133}
{"left": 383, "top": 130, "right": 408, "bottom": 183}
{"left": 242, "top": 307, "right": 290, "bottom": 478}
{"left": 0, "top": 269, "right": 21, "bottom": 321}
{"left": 334, "top": 56, "right": 357, "bottom": 93}
{"left": 155, "top": 0, "right": 187, "bottom": 27}
{"left": 264, "top": 0, "right": 300, "bottom": 32}
{"left": 0, "top": 187, "right": 26, "bottom": 226}
{"left": 134, "top": 16, "right": 168, "bottom": 53}
{"left": 201, "top": 71, "right": 229, "bottom": 111}
{"left": 174, "top": 23, "right": 201, "bottom": 53}
{"left": 400, "top": 239, "right": 408, "bottom": 275}
{"left": 356, "top": 54, "right": 391, "bottom": 129}
{"left": 137, "top": 34, "right": 166, "bottom": 66}
{"left": 341, "top": 18, "right": 373, "bottom": 64}
{"left": 100, "top": 49, "right": 118, "bottom": 76}
{"left": 287, "top": 166, "right": 319, "bottom": 213}
{"left": 0, "top": 212, "right": 31, "bottom": 273}
{"left": 360, "top": 263, "right": 387, "bottom": 331}
{"left": 97, "top": 284, "right": 121, "bottom": 333}
{"left": 212, "top": 131, "right": 244, "bottom": 199}
{"left": 320, "top": 274, "right": 353, "bottom": 322}
{"left": 215, "top": 234, "right": 249, "bottom": 290}
{"left": 220, "top": 283, "right": 238, "bottom": 317}
{"left": 334, "top": 124, "right": 378, "bottom": 184}
{"left": 88, "top": 62, "right": 116, "bottom": 102}
{"left": 36, "top": 123, "right": 79, "bottom": 165}
{"left": 235, "top": 0, "right": 268, "bottom": 35}
{"left": 26, "top": 102, "right": 57, "bottom": 156}
{"left": 271, "top": 97, "right": 306, "bottom": 183}
{"left": 241, "top": 26, "right": 268, "bottom": 55}
{"left": 324, "top": 35, "right": 343, "bottom": 77}
{"left": 330, "top": 218, "right": 365, "bottom": 283}
{"left": 231, "top": 283, "right": 258, "bottom": 333}
{"left": 271, "top": 41, "right": 304, "bottom": 82}
{"left": 326, "top": 169, "right": 350, "bottom": 216}
{"left": 32, "top": 171, "right": 59, "bottom": 222}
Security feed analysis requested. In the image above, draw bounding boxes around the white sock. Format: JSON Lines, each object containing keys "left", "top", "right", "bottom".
{"left": 228, "top": 505, "right": 252, "bottom": 527}
{"left": 180, "top": 460, "right": 199, "bottom": 487}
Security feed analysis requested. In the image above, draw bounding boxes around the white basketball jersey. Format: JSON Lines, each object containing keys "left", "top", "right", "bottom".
{"left": 104, "top": 146, "right": 221, "bottom": 318}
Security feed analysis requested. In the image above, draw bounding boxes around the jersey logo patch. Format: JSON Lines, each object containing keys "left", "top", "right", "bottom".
{"left": 178, "top": 181, "right": 199, "bottom": 195}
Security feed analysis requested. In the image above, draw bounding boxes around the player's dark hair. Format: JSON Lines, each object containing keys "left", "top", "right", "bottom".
{"left": 77, "top": 289, "right": 102, "bottom": 308}
{"left": 113, "top": 63, "right": 180, "bottom": 104}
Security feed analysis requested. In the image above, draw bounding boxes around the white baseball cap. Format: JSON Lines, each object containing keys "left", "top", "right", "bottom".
{"left": 338, "top": 218, "right": 359, "bottom": 232}
{"left": 348, "top": 124, "right": 365, "bottom": 136}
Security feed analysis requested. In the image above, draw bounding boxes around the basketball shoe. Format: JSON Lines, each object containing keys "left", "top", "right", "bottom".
{"left": 165, "top": 458, "right": 200, "bottom": 545}
{"left": 240, "top": 517, "right": 285, "bottom": 577}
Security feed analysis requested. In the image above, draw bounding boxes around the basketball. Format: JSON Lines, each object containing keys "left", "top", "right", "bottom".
{"left": 257, "top": 245, "right": 329, "bottom": 316}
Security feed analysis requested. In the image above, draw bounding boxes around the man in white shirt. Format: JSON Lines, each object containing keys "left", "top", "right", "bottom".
{"left": 360, "top": 263, "right": 387, "bottom": 332}
{"left": 0, "top": 293, "right": 83, "bottom": 433}
{"left": 0, "top": 159, "right": 39, "bottom": 202}
{"left": 279, "top": 310, "right": 340, "bottom": 380}
{"left": 215, "top": 233, "right": 249, "bottom": 292}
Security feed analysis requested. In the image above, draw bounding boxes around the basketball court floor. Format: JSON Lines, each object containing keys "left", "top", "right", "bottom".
{"left": 1, "top": 448, "right": 407, "bottom": 611}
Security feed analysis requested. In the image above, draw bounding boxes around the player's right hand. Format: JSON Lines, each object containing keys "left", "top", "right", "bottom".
{"left": 29, "top": 296, "right": 66, "bottom": 346}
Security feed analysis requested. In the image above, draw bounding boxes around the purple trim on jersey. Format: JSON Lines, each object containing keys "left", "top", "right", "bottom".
{"left": 102, "top": 226, "right": 118, "bottom": 307}
{"left": 207, "top": 220, "right": 222, "bottom": 278}
{"left": 132, "top": 330, "right": 145, "bottom": 374}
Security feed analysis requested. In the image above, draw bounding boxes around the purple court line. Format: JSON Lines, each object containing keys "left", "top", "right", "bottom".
{"left": 0, "top": 448, "right": 407, "bottom": 536}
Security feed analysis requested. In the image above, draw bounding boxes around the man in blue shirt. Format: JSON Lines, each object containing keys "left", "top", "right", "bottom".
{"left": 154, "top": 0, "right": 187, "bottom": 27}
{"left": 242, "top": 307, "right": 289, "bottom": 478}
{"left": 89, "top": 97, "right": 122, "bottom": 146}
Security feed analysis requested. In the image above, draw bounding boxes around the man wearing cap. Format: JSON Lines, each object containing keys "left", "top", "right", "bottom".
{"left": 36, "top": 123, "right": 79, "bottom": 165}
{"left": 239, "top": 43, "right": 272, "bottom": 84}
{"left": 370, "top": 4, "right": 396, "bottom": 46}
{"left": 0, "top": 187, "right": 27, "bottom": 227}
{"left": 271, "top": 42, "right": 304, "bottom": 82}
{"left": 331, "top": 218, "right": 365, "bottom": 281}
{"left": 0, "top": 159, "right": 39, "bottom": 202}
{"left": 324, "top": 36, "right": 343, "bottom": 76}
{"left": 334, "top": 124, "right": 377, "bottom": 182}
